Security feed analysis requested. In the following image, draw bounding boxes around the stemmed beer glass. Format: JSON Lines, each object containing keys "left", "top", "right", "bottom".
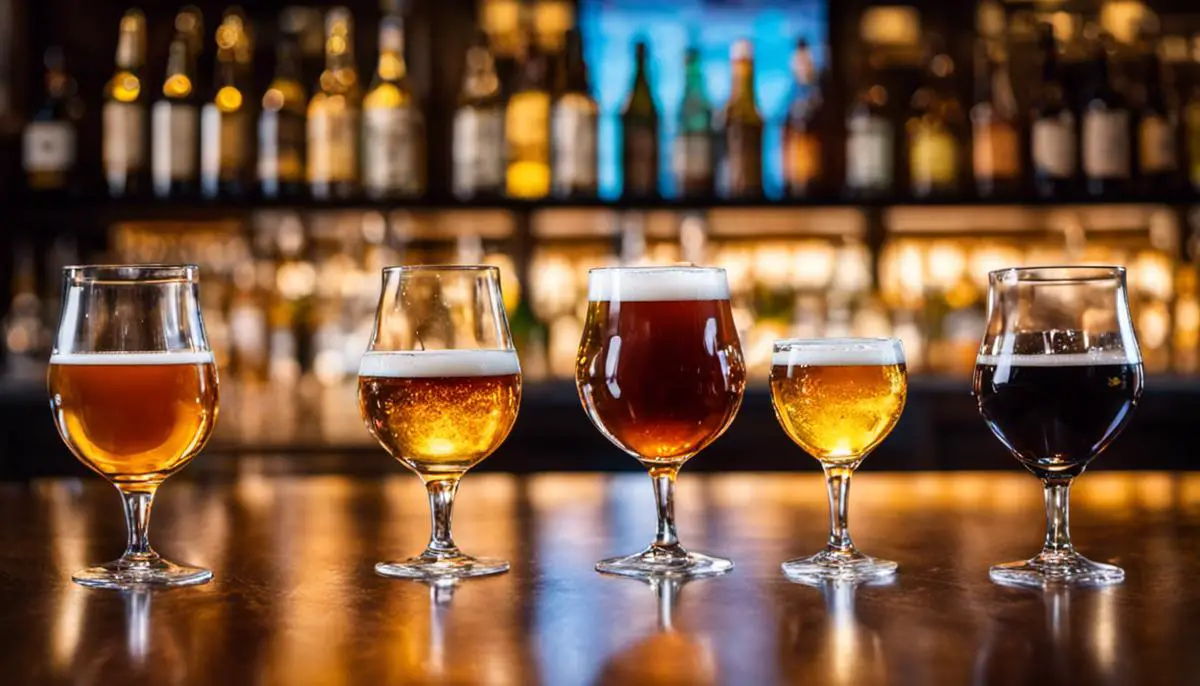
{"left": 358, "top": 265, "right": 521, "bottom": 579}
{"left": 973, "top": 266, "right": 1143, "bottom": 587}
{"left": 576, "top": 266, "right": 746, "bottom": 578}
{"left": 48, "top": 265, "right": 219, "bottom": 588}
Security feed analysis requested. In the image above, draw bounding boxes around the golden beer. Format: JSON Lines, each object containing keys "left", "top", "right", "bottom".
{"left": 770, "top": 350, "right": 906, "bottom": 465}
{"left": 48, "top": 352, "right": 220, "bottom": 484}
{"left": 358, "top": 350, "right": 521, "bottom": 476}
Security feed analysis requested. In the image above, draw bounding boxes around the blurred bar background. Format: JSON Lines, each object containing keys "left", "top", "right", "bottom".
{"left": 3, "top": 0, "right": 1200, "bottom": 476}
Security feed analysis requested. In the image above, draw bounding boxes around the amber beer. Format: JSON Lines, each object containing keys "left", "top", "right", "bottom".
{"left": 48, "top": 352, "right": 219, "bottom": 483}
{"left": 576, "top": 268, "right": 746, "bottom": 463}
{"left": 770, "top": 344, "right": 907, "bottom": 465}
{"left": 358, "top": 349, "right": 521, "bottom": 476}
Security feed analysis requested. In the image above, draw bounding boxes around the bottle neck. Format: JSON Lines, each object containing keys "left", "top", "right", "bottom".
{"left": 377, "top": 22, "right": 406, "bottom": 82}
{"left": 275, "top": 41, "right": 301, "bottom": 82}
{"left": 731, "top": 59, "right": 755, "bottom": 102}
{"left": 683, "top": 59, "right": 705, "bottom": 96}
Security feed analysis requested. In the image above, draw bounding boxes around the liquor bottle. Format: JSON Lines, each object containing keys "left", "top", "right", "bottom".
{"left": 201, "top": 13, "right": 250, "bottom": 198}
{"left": 260, "top": 31, "right": 307, "bottom": 199}
{"left": 1186, "top": 36, "right": 1200, "bottom": 193}
{"left": 1081, "top": 36, "right": 1132, "bottom": 197}
{"left": 307, "top": 7, "right": 360, "bottom": 200}
{"left": 103, "top": 9, "right": 148, "bottom": 197}
{"left": 971, "top": 40, "right": 1021, "bottom": 198}
{"left": 1030, "top": 24, "right": 1077, "bottom": 198}
{"left": 1136, "top": 46, "right": 1178, "bottom": 193}
{"left": 720, "top": 39, "right": 764, "bottom": 199}
{"left": 452, "top": 32, "right": 505, "bottom": 200}
{"left": 551, "top": 28, "right": 598, "bottom": 198}
{"left": 506, "top": 29, "right": 551, "bottom": 199}
{"left": 363, "top": 15, "right": 425, "bottom": 199}
{"left": 907, "top": 39, "right": 964, "bottom": 198}
{"left": 845, "top": 55, "right": 893, "bottom": 199}
{"left": 675, "top": 46, "right": 713, "bottom": 198}
{"left": 783, "top": 38, "right": 825, "bottom": 198}
{"left": 622, "top": 40, "right": 659, "bottom": 200}
{"left": 151, "top": 33, "right": 200, "bottom": 198}
{"left": 23, "top": 47, "right": 83, "bottom": 193}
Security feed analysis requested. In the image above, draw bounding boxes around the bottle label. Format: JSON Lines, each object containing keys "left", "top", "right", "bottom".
{"left": 624, "top": 125, "right": 657, "bottom": 193}
{"left": 201, "top": 105, "right": 248, "bottom": 184}
{"left": 910, "top": 125, "right": 958, "bottom": 188}
{"left": 151, "top": 102, "right": 198, "bottom": 191}
{"left": 785, "top": 131, "right": 821, "bottom": 186}
{"left": 845, "top": 116, "right": 893, "bottom": 189}
{"left": 363, "top": 106, "right": 423, "bottom": 194}
{"left": 308, "top": 107, "right": 359, "bottom": 184}
{"left": 258, "top": 111, "right": 305, "bottom": 184}
{"left": 551, "top": 104, "right": 597, "bottom": 190}
{"left": 506, "top": 92, "right": 551, "bottom": 197}
{"left": 23, "top": 121, "right": 75, "bottom": 173}
{"left": 452, "top": 107, "right": 505, "bottom": 196}
{"left": 1082, "top": 109, "right": 1131, "bottom": 179}
{"left": 103, "top": 102, "right": 145, "bottom": 181}
{"left": 674, "top": 132, "right": 712, "bottom": 187}
{"left": 972, "top": 120, "right": 1019, "bottom": 180}
{"left": 1032, "top": 113, "right": 1076, "bottom": 179}
{"left": 1139, "top": 115, "right": 1176, "bottom": 173}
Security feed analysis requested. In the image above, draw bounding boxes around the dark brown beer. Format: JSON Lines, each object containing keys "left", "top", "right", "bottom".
{"left": 48, "top": 352, "right": 219, "bottom": 484}
{"left": 358, "top": 350, "right": 521, "bottom": 477}
{"left": 576, "top": 269, "right": 745, "bottom": 464}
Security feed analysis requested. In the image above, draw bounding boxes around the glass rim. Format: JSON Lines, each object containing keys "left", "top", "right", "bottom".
{"left": 587, "top": 265, "right": 726, "bottom": 275}
{"left": 773, "top": 337, "right": 901, "bottom": 350}
{"left": 63, "top": 264, "right": 199, "bottom": 284}
{"left": 382, "top": 264, "right": 500, "bottom": 275}
{"left": 988, "top": 265, "right": 1126, "bottom": 283}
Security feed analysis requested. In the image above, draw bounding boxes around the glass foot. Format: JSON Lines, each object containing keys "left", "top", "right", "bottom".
{"left": 596, "top": 545, "right": 733, "bottom": 579}
{"left": 990, "top": 552, "right": 1124, "bottom": 588}
{"left": 782, "top": 549, "right": 897, "bottom": 583}
{"left": 72, "top": 557, "right": 212, "bottom": 590}
{"left": 376, "top": 553, "right": 509, "bottom": 580}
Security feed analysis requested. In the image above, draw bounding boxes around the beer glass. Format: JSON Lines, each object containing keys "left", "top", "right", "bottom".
{"left": 577, "top": 266, "right": 746, "bottom": 578}
{"left": 48, "top": 265, "right": 219, "bottom": 588}
{"left": 973, "top": 266, "right": 1143, "bottom": 587}
{"left": 770, "top": 338, "right": 907, "bottom": 581}
{"left": 358, "top": 265, "right": 521, "bottom": 579}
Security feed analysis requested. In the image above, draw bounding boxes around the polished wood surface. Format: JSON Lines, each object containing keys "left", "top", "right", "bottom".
{"left": 1, "top": 470, "right": 1198, "bottom": 685}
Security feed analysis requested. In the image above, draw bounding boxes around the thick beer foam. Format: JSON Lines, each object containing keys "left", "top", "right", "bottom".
{"left": 358, "top": 349, "right": 520, "bottom": 378}
{"left": 587, "top": 268, "right": 730, "bottom": 302}
{"left": 773, "top": 341, "right": 904, "bottom": 367}
{"left": 975, "top": 351, "right": 1139, "bottom": 367}
{"left": 49, "top": 351, "right": 215, "bottom": 365}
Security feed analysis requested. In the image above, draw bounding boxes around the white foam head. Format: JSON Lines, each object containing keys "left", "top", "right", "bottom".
{"left": 358, "top": 349, "right": 520, "bottom": 378}
{"left": 49, "top": 351, "right": 215, "bottom": 365}
{"left": 773, "top": 339, "right": 905, "bottom": 367}
{"left": 975, "top": 351, "right": 1139, "bottom": 367}
{"left": 588, "top": 267, "right": 730, "bottom": 302}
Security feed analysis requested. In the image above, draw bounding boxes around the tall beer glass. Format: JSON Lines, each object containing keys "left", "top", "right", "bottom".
{"left": 577, "top": 266, "right": 746, "bottom": 578}
{"left": 358, "top": 265, "right": 521, "bottom": 579}
{"left": 48, "top": 265, "right": 219, "bottom": 589}
{"left": 973, "top": 266, "right": 1143, "bottom": 587}
{"left": 770, "top": 338, "right": 906, "bottom": 582}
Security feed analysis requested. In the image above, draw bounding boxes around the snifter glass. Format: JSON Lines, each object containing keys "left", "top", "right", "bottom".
{"left": 973, "top": 266, "right": 1143, "bottom": 587}
{"left": 576, "top": 266, "right": 746, "bottom": 578}
{"left": 48, "top": 265, "right": 219, "bottom": 589}
{"left": 358, "top": 265, "right": 521, "bottom": 579}
{"left": 769, "top": 338, "right": 907, "bottom": 582}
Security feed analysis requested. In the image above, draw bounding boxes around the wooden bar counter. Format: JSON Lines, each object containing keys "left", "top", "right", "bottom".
{"left": 1, "top": 469, "right": 1198, "bottom": 684}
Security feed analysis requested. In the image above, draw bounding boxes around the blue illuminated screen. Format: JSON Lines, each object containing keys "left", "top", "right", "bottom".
{"left": 579, "top": 0, "right": 829, "bottom": 199}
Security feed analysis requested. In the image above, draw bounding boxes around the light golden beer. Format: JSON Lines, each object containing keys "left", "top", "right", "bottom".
{"left": 770, "top": 347, "right": 906, "bottom": 466}
{"left": 358, "top": 350, "right": 521, "bottom": 476}
{"left": 48, "top": 352, "right": 220, "bottom": 484}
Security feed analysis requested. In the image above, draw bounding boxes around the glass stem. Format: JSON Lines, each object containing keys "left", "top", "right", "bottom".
{"left": 1041, "top": 479, "right": 1075, "bottom": 557}
{"left": 425, "top": 477, "right": 461, "bottom": 558}
{"left": 824, "top": 466, "right": 855, "bottom": 554}
{"left": 650, "top": 466, "right": 681, "bottom": 550}
{"left": 119, "top": 485, "right": 160, "bottom": 564}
